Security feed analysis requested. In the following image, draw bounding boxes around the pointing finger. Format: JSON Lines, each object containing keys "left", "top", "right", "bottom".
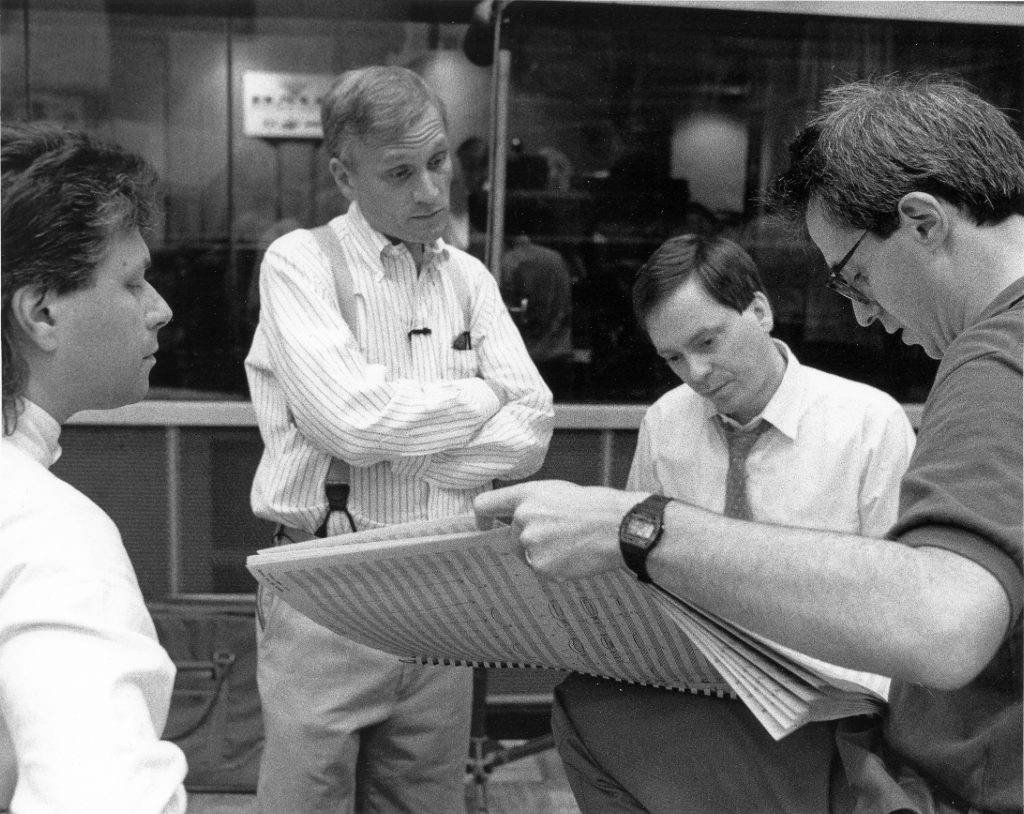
{"left": 474, "top": 482, "right": 537, "bottom": 518}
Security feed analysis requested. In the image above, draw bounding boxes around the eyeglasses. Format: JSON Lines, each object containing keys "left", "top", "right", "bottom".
{"left": 825, "top": 230, "right": 872, "bottom": 305}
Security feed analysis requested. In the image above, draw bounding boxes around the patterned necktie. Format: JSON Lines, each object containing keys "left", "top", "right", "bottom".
{"left": 718, "top": 418, "right": 770, "bottom": 520}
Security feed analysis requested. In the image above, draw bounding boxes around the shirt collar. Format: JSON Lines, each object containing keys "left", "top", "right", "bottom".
{"left": 704, "top": 339, "right": 802, "bottom": 440}
{"left": 5, "top": 399, "right": 62, "bottom": 468}
{"left": 347, "top": 201, "right": 450, "bottom": 273}
{"left": 978, "top": 275, "right": 1024, "bottom": 322}
{"left": 759, "top": 340, "right": 802, "bottom": 440}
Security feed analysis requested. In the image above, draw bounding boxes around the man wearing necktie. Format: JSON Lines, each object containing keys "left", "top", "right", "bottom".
{"left": 544, "top": 234, "right": 916, "bottom": 812}
{"left": 478, "top": 77, "right": 1024, "bottom": 814}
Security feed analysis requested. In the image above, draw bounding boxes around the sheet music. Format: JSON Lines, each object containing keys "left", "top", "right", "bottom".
{"left": 250, "top": 516, "right": 731, "bottom": 695}
{"left": 649, "top": 586, "right": 883, "bottom": 738}
{"left": 248, "top": 514, "right": 889, "bottom": 739}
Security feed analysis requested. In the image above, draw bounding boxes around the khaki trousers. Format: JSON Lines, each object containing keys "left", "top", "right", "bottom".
{"left": 255, "top": 591, "right": 472, "bottom": 814}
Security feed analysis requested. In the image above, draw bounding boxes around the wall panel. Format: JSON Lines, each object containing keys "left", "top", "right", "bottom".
{"left": 49, "top": 423, "right": 641, "bottom": 599}
{"left": 51, "top": 427, "right": 171, "bottom": 600}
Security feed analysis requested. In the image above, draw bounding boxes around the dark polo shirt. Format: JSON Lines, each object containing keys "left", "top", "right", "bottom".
{"left": 883, "top": 277, "right": 1024, "bottom": 812}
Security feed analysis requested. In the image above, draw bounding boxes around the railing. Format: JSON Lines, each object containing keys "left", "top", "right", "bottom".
{"left": 67, "top": 399, "right": 923, "bottom": 600}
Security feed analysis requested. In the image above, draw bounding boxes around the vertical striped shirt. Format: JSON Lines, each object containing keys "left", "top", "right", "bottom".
{"left": 246, "top": 202, "right": 554, "bottom": 535}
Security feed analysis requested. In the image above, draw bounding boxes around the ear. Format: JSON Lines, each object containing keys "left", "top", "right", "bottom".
{"left": 896, "top": 192, "right": 949, "bottom": 249}
{"left": 747, "top": 290, "right": 774, "bottom": 334}
{"left": 10, "top": 286, "right": 59, "bottom": 353}
{"left": 329, "top": 156, "right": 356, "bottom": 200}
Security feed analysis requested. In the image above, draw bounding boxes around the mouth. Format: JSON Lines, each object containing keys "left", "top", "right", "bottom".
{"left": 699, "top": 383, "right": 728, "bottom": 400}
{"left": 875, "top": 311, "right": 902, "bottom": 335}
{"left": 414, "top": 208, "right": 447, "bottom": 220}
{"left": 899, "top": 329, "right": 940, "bottom": 358}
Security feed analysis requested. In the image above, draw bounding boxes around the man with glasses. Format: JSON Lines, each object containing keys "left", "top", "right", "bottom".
{"left": 476, "top": 75, "right": 1022, "bottom": 813}
{"left": 825, "top": 230, "right": 870, "bottom": 304}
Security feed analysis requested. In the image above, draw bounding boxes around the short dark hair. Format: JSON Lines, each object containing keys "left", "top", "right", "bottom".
{"left": 633, "top": 234, "right": 767, "bottom": 332}
{"left": 321, "top": 65, "right": 448, "bottom": 166}
{"left": 1, "top": 121, "right": 160, "bottom": 434}
{"left": 456, "top": 135, "right": 488, "bottom": 180}
{"left": 767, "top": 74, "right": 1024, "bottom": 235}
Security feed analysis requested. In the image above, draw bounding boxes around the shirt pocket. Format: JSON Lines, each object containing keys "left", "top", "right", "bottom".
{"left": 448, "top": 344, "right": 481, "bottom": 380}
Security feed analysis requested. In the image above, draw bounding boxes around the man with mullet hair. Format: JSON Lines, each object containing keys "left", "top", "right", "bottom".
{"left": 476, "top": 75, "right": 1023, "bottom": 813}
{"left": 246, "top": 65, "right": 553, "bottom": 813}
{"left": 1, "top": 122, "right": 185, "bottom": 813}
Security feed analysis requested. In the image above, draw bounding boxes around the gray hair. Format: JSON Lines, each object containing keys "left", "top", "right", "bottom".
{"left": 768, "top": 74, "right": 1024, "bottom": 234}
{"left": 321, "top": 65, "right": 448, "bottom": 166}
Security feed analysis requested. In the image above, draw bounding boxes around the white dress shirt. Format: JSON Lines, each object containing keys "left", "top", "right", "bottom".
{"left": 0, "top": 400, "right": 187, "bottom": 814}
{"left": 628, "top": 343, "right": 915, "bottom": 536}
{"left": 246, "top": 202, "right": 554, "bottom": 534}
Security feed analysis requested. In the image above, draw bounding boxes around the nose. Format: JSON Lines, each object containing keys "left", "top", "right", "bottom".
{"left": 851, "top": 300, "right": 881, "bottom": 328}
{"left": 413, "top": 168, "right": 444, "bottom": 204}
{"left": 684, "top": 354, "right": 714, "bottom": 387}
{"left": 147, "top": 283, "right": 173, "bottom": 331}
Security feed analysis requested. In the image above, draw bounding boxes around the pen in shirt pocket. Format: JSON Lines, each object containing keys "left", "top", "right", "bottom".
{"left": 453, "top": 331, "right": 472, "bottom": 351}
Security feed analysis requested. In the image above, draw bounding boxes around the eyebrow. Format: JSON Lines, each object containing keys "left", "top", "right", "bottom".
{"left": 656, "top": 326, "right": 720, "bottom": 356}
{"left": 690, "top": 326, "right": 723, "bottom": 345}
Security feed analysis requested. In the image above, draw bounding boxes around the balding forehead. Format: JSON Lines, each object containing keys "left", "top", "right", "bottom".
{"left": 375, "top": 110, "right": 447, "bottom": 153}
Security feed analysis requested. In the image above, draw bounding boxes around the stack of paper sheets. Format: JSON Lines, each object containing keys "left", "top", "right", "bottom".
{"left": 247, "top": 515, "right": 888, "bottom": 739}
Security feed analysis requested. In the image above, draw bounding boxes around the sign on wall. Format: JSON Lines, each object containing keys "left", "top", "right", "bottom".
{"left": 242, "top": 71, "right": 336, "bottom": 140}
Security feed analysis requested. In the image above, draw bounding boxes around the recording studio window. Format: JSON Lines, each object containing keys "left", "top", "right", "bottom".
{"left": 3, "top": 0, "right": 1020, "bottom": 406}
{"left": 493, "top": 2, "right": 1022, "bottom": 404}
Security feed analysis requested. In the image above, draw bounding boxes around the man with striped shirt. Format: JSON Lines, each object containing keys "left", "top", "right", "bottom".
{"left": 245, "top": 66, "right": 554, "bottom": 813}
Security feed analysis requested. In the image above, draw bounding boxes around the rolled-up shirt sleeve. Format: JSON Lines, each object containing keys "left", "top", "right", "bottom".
{"left": 420, "top": 268, "right": 554, "bottom": 489}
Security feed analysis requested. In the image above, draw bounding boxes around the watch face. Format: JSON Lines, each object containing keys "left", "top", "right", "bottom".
{"left": 623, "top": 515, "right": 658, "bottom": 547}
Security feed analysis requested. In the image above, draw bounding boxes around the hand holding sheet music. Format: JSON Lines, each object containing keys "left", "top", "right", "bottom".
{"left": 247, "top": 515, "right": 889, "bottom": 740}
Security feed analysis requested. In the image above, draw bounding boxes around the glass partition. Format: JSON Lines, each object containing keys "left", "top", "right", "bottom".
{"left": 495, "top": 2, "right": 1021, "bottom": 403}
{"left": 3, "top": 0, "right": 1022, "bottom": 406}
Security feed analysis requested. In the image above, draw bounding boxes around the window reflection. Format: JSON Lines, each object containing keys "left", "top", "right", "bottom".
{"left": 3, "top": 0, "right": 1018, "bottom": 405}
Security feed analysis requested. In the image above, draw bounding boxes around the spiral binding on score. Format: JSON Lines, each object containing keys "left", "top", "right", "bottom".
{"left": 403, "top": 657, "right": 737, "bottom": 699}
{"left": 424, "top": 657, "right": 537, "bottom": 669}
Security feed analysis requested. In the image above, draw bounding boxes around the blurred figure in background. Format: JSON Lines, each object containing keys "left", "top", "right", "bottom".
{"left": 502, "top": 194, "right": 575, "bottom": 399}
{"left": 456, "top": 135, "right": 491, "bottom": 259}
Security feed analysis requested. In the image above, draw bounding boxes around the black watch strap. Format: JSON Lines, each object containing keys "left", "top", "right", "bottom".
{"left": 619, "top": 494, "right": 672, "bottom": 584}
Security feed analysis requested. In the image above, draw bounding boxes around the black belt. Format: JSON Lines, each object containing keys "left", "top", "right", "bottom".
{"left": 272, "top": 524, "right": 318, "bottom": 545}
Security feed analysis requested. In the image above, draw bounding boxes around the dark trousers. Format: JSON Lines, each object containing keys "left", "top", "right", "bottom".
{"left": 551, "top": 673, "right": 837, "bottom": 813}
